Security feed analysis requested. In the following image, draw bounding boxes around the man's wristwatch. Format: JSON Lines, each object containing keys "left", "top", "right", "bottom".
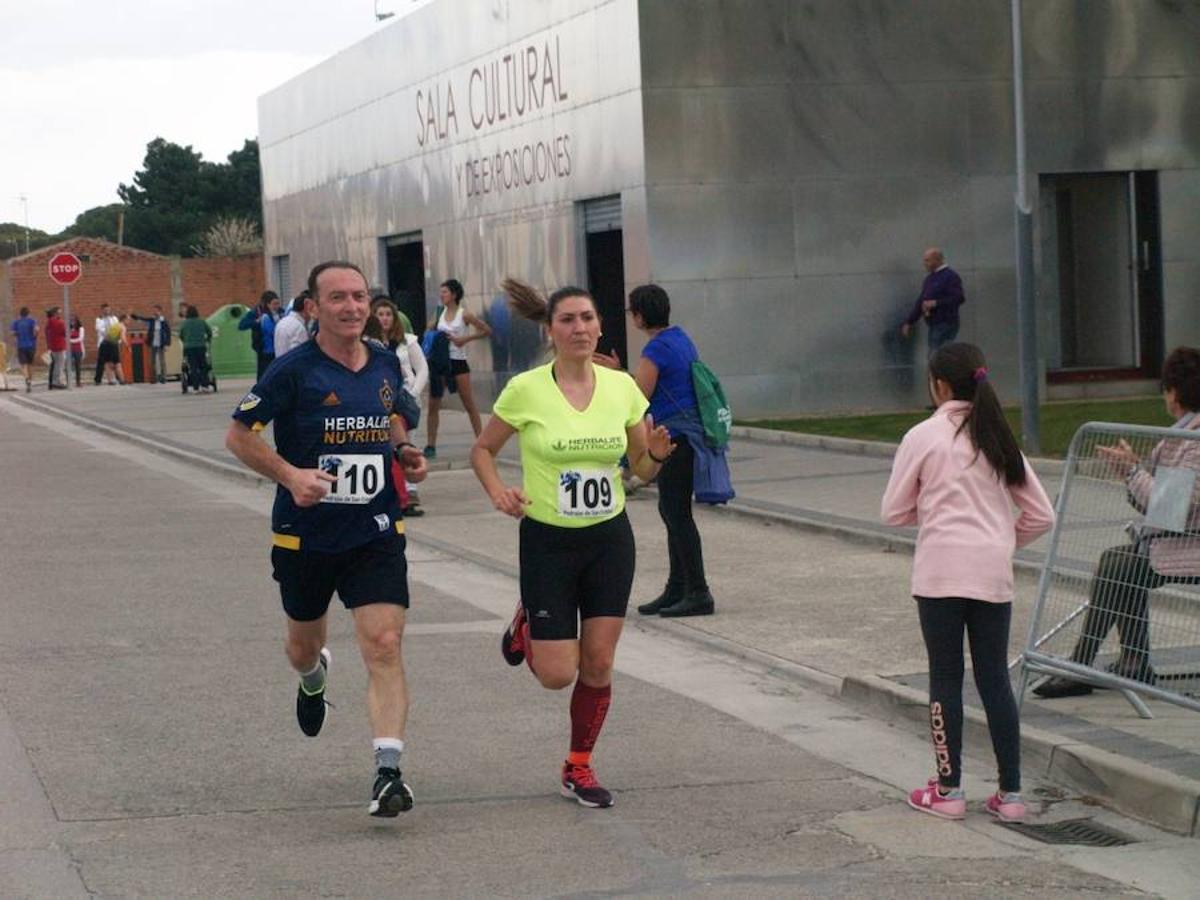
{"left": 393, "top": 442, "right": 418, "bottom": 462}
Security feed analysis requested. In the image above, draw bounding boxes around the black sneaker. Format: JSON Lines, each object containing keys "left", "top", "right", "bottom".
{"left": 561, "top": 762, "right": 613, "bottom": 808}
{"left": 369, "top": 767, "right": 414, "bottom": 817}
{"left": 296, "top": 648, "right": 331, "bottom": 737}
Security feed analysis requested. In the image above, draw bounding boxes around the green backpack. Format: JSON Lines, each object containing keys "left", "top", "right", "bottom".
{"left": 690, "top": 360, "right": 732, "bottom": 449}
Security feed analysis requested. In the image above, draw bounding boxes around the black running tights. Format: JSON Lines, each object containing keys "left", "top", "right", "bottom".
{"left": 916, "top": 597, "right": 1021, "bottom": 794}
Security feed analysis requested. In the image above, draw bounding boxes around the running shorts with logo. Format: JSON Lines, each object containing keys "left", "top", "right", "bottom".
{"left": 230, "top": 340, "right": 417, "bottom": 618}
{"left": 492, "top": 362, "right": 648, "bottom": 639}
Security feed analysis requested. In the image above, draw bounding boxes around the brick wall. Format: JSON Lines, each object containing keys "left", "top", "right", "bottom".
{"left": 1, "top": 239, "right": 264, "bottom": 362}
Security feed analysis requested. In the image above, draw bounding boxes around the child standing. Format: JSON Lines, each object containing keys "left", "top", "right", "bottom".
{"left": 881, "top": 343, "right": 1055, "bottom": 823}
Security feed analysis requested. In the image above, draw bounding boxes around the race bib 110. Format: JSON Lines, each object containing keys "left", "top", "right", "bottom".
{"left": 318, "top": 453, "right": 386, "bottom": 505}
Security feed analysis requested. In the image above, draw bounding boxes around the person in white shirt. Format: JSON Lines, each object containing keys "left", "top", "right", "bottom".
{"left": 373, "top": 299, "right": 429, "bottom": 516}
{"left": 273, "top": 292, "right": 316, "bottom": 359}
{"left": 93, "top": 303, "right": 119, "bottom": 385}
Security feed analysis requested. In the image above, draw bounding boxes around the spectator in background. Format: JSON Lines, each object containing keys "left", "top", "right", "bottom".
{"left": 1035, "top": 347, "right": 1200, "bottom": 697}
{"left": 97, "top": 313, "right": 126, "bottom": 386}
{"left": 10, "top": 306, "right": 38, "bottom": 393}
{"left": 69, "top": 315, "right": 85, "bottom": 387}
{"left": 239, "top": 291, "right": 281, "bottom": 379}
{"left": 274, "top": 291, "right": 315, "bottom": 359}
{"left": 94, "top": 303, "right": 118, "bottom": 385}
{"left": 133, "top": 304, "right": 172, "bottom": 383}
{"left": 901, "top": 248, "right": 966, "bottom": 355}
{"left": 44, "top": 307, "right": 67, "bottom": 390}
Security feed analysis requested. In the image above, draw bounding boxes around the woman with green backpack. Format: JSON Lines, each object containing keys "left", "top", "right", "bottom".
{"left": 623, "top": 284, "right": 733, "bottom": 618}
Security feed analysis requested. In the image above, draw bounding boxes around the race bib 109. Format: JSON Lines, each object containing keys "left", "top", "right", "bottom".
{"left": 318, "top": 453, "right": 385, "bottom": 505}
{"left": 557, "top": 468, "right": 615, "bottom": 518}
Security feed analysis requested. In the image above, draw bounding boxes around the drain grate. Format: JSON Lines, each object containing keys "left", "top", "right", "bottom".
{"left": 1000, "top": 817, "right": 1136, "bottom": 847}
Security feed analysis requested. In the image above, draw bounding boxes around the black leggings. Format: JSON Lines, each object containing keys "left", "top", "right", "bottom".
{"left": 656, "top": 438, "right": 708, "bottom": 596}
{"left": 917, "top": 597, "right": 1020, "bottom": 794}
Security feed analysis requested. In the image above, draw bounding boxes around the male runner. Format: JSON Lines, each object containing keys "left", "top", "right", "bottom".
{"left": 225, "top": 260, "right": 426, "bottom": 817}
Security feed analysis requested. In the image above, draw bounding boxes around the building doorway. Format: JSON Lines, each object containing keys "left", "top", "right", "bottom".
{"left": 384, "top": 233, "right": 427, "bottom": 337}
{"left": 580, "top": 196, "right": 627, "bottom": 368}
{"left": 1041, "top": 172, "right": 1162, "bottom": 379}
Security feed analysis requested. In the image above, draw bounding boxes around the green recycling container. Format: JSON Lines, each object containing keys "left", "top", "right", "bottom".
{"left": 206, "top": 304, "right": 257, "bottom": 378}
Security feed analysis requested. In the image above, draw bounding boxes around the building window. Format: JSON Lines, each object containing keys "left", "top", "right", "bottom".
{"left": 272, "top": 254, "right": 291, "bottom": 300}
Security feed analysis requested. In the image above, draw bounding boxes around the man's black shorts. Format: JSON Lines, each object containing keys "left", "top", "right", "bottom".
{"left": 16, "top": 347, "right": 35, "bottom": 365}
{"left": 271, "top": 530, "right": 409, "bottom": 622}
{"left": 518, "top": 511, "right": 635, "bottom": 640}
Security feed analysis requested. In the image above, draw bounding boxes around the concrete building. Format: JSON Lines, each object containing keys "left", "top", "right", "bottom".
{"left": 258, "top": 0, "right": 1200, "bottom": 417}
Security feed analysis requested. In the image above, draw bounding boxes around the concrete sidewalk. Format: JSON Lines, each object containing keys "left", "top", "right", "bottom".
{"left": 9, "top": 379, "right": 1200, "bottom": 836}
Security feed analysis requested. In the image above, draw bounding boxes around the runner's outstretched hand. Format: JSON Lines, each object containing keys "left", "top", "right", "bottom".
{"left": 645, "top": 414, "right": 675, "bottom": 462}
{"left": 397, "top": 444, "right": 428, "bottom": 484}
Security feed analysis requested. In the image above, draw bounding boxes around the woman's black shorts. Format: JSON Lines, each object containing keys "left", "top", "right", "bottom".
{"left": 518, "top": 511, "right": 635, "bottom": 640}
{"left": 429, "top": 358, "right": 470, "bottom": 398}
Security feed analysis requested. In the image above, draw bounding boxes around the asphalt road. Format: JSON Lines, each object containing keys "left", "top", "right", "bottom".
{"left": 2, "top": 397, "right": 1198, "bottom": 898}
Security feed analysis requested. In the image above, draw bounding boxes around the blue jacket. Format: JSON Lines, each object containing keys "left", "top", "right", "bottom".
{"left": 658, "top": 409, "right": 735, "bottom": 505}
{"left": 133, "top": 314, "right": 171, "bottom": 347}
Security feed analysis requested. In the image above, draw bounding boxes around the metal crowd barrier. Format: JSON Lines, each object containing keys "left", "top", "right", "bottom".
{"left": 1019, "top": 422, "right": 1200, "bottom": 718}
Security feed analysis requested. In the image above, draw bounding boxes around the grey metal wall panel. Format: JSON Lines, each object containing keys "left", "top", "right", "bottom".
{"left": 646, "top": 184, "right": 796, "bottom": 281}
{"left": 791, "top": 176, "right": 972, "bottom": 277}
{"left": 1163, "top": 262, "right": 1200, "bottom": 350}
{"left": 1026, "top": 1, "right": 1200, "bottom": 79}
{"left": 786, "top": 0, "right": 1011, "bottom": 84}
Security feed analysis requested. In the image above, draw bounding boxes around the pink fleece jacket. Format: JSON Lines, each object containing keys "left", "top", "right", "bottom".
{"left": 881, "top": 400, "right": 1056, "bottom": 603}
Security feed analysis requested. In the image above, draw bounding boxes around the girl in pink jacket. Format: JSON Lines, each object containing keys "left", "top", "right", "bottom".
{"left": 881, "top": 343, "right": 1055, "bottom": 823}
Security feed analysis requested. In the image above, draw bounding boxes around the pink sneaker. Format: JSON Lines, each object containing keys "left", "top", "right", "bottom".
{"left": 907, "top": 779, "right": 966, "bottom": 820}
{"left": 985, "top": 791, "right": 1026, "bottom": 822}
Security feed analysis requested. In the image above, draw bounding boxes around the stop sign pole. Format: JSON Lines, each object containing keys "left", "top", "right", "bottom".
{"left": 48, "top": 252, "right": 83, "bottom": 390}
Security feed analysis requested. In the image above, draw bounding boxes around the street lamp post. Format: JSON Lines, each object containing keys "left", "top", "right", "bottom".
{"left": 18, "top": 194, "right": 30, "bottom": 254}
{"left": 1011, "top": 0, "right": 1041, "bottom": 454}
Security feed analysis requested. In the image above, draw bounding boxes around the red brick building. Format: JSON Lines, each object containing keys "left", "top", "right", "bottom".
{"left": 1, "top": 238, "right": 265, "bottom": 356}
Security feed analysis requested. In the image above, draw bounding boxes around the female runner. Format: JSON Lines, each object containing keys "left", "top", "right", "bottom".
{"left": 470, "top": 278, "right": 674, "bottom": 808}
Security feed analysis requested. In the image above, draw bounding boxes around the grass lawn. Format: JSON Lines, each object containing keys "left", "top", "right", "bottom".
{"left": 741, "top": 396, "right": 1170, "bottom": 457}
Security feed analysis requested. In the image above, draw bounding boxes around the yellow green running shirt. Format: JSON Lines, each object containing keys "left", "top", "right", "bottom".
{"left": 492, "top": 362, "right": 649, "bottom": 528}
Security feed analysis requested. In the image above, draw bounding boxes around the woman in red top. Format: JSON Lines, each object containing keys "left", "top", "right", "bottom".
{"left": 45, "top": 307, "right": 68, "bottom": 390}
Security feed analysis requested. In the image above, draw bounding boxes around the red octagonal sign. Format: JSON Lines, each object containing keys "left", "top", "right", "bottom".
{"left": 48, "top": 252, "right": 83, "bottom": 286}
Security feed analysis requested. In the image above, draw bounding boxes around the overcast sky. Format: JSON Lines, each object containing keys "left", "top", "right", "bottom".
{"left": 1, "top": 0, "right": 431, "bottom": 234}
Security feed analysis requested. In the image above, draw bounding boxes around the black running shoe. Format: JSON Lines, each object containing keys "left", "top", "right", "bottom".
{"left": 501, "top": 603, "right": 528, "bottom": 666}
{"left": 561, "top": 762, "right": 613, "bottom": 809}
{"left": 369, "top": 767, "right": 414, "bottom": 817}
{"left": 295, "top": 648, "right": 331, "bottom": 737}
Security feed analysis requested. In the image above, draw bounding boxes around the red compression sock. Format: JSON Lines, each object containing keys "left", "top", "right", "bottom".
{"left": 567, "top": 681, "right": 611, "bottom": 767}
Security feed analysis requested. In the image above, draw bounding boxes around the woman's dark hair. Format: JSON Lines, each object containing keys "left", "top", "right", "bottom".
{"left": 441, "top": 279, "right": 464, "bottom": 303}
{"left": 501, "top": 278, "right": 594, "bottom": 325}
{"left": 362, "top": 313, "right": 384, "bottom": 342}
{"left": 929, "top": 342, "right": 1026, "bottom": 486}
{"left": 186, "top": 305, "right": 199, "bottom": 319}
{"left": 1162, "top": 346, "right": 1200, "bottom": 412}
{"left": 260, "top": 290, "right": 279, "bottom": 304}
{"left": 371, "top": 299, "right": 406, "bottom": 344}
{"left": 628, "top": 284, "right": 671, "bottom": 328}
{"left": 70, "top": 315, "right": 81, "bottom": 328}
{"left": 307, "top": 260, "right": 367, "bottom": 299}
{"left": 19, "top": 306, "right": 29, "bottom": 317}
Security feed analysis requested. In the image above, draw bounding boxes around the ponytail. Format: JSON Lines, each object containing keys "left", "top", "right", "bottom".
{"left": 929, "top": 343, "right": 1026, "bottom": 486}
{"left": 501, "top": 278, "right": 549, "bottom": 324}
{"left": 501, "top": 278, "right": 595, "bottom": 325}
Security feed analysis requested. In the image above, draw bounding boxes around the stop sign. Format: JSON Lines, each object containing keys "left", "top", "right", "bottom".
{"left": 48, "top": 252, "right": 83, "bottom": 286}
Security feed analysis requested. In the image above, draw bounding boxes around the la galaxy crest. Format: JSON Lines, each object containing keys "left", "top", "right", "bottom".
{"left": 379, "top": 379, "right": 394, "bottom": 411}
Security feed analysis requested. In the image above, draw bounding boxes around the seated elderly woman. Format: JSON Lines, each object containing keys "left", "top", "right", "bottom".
{"left": 1036, "top": 346, "right": 1200, "bottom": 698}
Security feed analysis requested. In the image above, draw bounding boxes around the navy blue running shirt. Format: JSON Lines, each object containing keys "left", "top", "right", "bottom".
{"left": 232, "top": 340, "right": 410, "bottom": 553}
